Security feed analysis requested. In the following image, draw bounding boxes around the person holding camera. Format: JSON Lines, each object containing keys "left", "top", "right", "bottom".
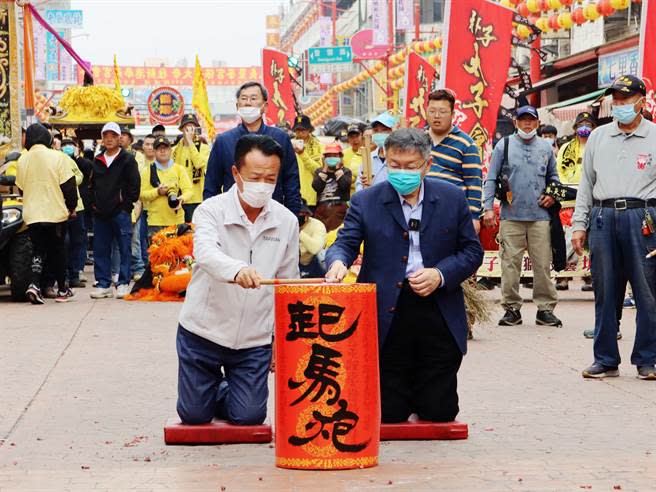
{"left": 172, "top": 114, "right": 210, "bottom": 223}
{"left": 483, "top": 106, "right": 562, "bottom": 328}
{"left": 140, "top": 136, "right": 192, "bottom": 239}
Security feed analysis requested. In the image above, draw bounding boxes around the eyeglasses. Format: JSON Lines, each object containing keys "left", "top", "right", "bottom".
{"left": 387, "top": 159, "right": 426, "bottom": 171}
{"left": 238, "top": 96, "right": 263, "bottom": 103}
{"left": 427, "top": 109, "right": 452, "bottom": 117}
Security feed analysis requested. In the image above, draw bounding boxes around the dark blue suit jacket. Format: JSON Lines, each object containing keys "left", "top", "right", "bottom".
{"left": 325, "top": 179, "right": 484, "bottom": 354}
{"left": 203, "top": 123, "right": 302, "bottom": 214}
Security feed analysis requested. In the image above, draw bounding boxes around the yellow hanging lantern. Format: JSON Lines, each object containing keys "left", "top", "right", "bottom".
{"left": 609, "top": 0, "right": 629, "bottom": 9}
{"left": 535, "top": 16, "right": 550, "bottom": 32}
{"left": 547, "top": 0, "right": 562, "bottom": 9}
{"left": 558, "top": 12, "right": 574, "bottom": 29}
{"left": 584, "top": 3, "right": 601, "bottom": 20}
{"left": 526, "top": 0, "right": 541, "bottom": 13}
{"left": 516, "top": 24, "right": 532, "bottom": 39}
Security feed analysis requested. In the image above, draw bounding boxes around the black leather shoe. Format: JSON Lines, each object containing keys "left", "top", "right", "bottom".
{"left": 536, "top": 310, "right": 562, "bottom": 327}
{"left": 499, "top": 308, "right": 522, "bottom": 326}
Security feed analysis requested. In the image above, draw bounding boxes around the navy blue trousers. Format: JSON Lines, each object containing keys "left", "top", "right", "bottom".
{"left": 589, "top": 206, "right": 656, "bottom": 367}
{"left": 176, "top": 325, "right": 271, "bottom": 425}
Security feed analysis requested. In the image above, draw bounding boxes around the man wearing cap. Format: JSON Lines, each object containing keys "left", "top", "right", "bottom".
{"left": 426, "top": 89, "right": 483, "bottom": 232}
{"left": 342, "top": 125, "right": 364, "bottom": 193}
{"left": 572, "top": 75, "right": 656, "bottom": 380}
{"left": 356, "top": 111, "right": 397, "bottom": 191}
{"left": 556, "top": 112, "right": 597, "bottom": 292}
{"left": 292, "top": 114, "right": 323, "bottom": 209}
{"left": 312, "top": 143, "right": 352, "bottom": 232}
{"left": 483, "top": 106, "right": 562, "bottom": 328}
{"left": 89, "top": 122, "right": 141, "bottom": 300}
{"left": 172, "top": 114, "right": 210, "bottom": 223}
{"left": 204, "top": 81, "right": 301, "bottom": 215}
{"left": 140, "top": 136, "right": 193, "bottom": 238}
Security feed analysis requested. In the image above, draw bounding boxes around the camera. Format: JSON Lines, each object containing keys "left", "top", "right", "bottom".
{"left": 167, "top": 190, "right": 180, "bottom": 209}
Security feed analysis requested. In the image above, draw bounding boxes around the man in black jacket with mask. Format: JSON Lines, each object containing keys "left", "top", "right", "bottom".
{"left": 89, "top": 122, "right": 140, "bottom": 300}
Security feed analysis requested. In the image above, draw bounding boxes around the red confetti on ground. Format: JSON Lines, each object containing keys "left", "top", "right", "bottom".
{"left": 579, "top": 486, "right": 592, "bottom": 489}
{"left": 614, "top": 486, "right": 622, "bottom": 490}
{"left": 81, "top": 466, "right": 90, "bottom": 470}
{"left": 144, "top": 456, "right": 151, "bottom": 462}
{"left": 123, "top": 436, "right": 147, "bottom": 447}
{"left": 484, "top": 428, "right": 494, "bottom": 432}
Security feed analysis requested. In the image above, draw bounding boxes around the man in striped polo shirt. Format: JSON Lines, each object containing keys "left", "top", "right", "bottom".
{"left": 426, "top": 89, "right": 483, "bottom": 233}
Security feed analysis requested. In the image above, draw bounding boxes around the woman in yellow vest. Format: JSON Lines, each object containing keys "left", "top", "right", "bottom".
{"left": 140, "top": 137, "right": 192, "bottom": 239}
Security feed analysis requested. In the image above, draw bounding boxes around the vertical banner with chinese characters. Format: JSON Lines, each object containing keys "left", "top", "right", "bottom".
{"left": 440, "top": 0, "right": 514, "bottom": 163}
{"left": 274, "top": 284, "right": 380, "bottom": 470}
{"left": 371, "top": 0, "right": 388, "bottom": 46}
{"left": 404, "top": 52, "right": 438, "bottom": 128}
{"left": 262, "top": 49, "right": 296, "bottom": 127}
{"left": 0, "top": 1, "right": 20, "bottom": 151}
{"left": 639, "top": 0, "right": 656, "bottom": 117}
{"left": 396, "top": 0, "right": 414, "bottom": 30}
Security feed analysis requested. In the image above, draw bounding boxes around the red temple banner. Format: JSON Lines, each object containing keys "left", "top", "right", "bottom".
{"left": 262, "top": 48, "right": 296, "bottom": 127}
{"left": 439, "top": 0, "right": 514, "bottom": 159}
{"left": 639, "top": 0, "right": 656, "bottom": 117}
{"left": 404, "top": 52, "right": 438, "bottom": 128}
{"left": 274, "top": 283, "right": 380, "bottom": 470}
{"left": 77, "top": 65, "right": 261, "bottom": 88}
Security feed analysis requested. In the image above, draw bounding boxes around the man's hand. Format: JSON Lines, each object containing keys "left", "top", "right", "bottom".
{"left": 335, "top": 169, "right": 344, "bottom": 180}
{"left": 183, "top": 126, "right": 195, "bottom": 146}
{"left": 157, "top": 185, "right": 169, "bottom": 196}
{"left": 175, "top": 197, "right": 185, "bottom": 210}
{"left": 408, "top": 268, "right": 442, "bottom": 297}
{"left": 234, "top": 267, "right": 262, "bottom": 289}
{"left": 360, "top": 175, "right": 371, "bottom": 188}
{"left": 539, "top": 194, "right": 556, "bottom": 208}
{"left": 472, "top": 219, "right": 481, "bottom": 234}
{"left": 483, "top": 210, "right": 497, "bottom": 228}
{"left": 325, "top": 260, "right": 348, "bottom": 283}
{"left": 572, "top": 230, "right": 587, "bottom": 256}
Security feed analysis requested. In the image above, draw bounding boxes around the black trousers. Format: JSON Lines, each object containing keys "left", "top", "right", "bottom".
{"left": 28, "top": 222, "right": 67, "bottom": 291}
{"left": 380, "top": 282, "right": 463, "bottom": 423}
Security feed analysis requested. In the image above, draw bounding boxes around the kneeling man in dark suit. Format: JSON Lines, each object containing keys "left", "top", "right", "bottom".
{"left": 325, "top": 128, "right": 483, "bottom": 423}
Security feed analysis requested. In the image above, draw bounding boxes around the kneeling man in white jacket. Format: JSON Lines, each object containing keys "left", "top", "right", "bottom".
{"left": 176, "top": 134, "right": 299, "bottom": 425}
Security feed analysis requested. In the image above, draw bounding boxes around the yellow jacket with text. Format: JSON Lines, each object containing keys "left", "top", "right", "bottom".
{"left": 140, "top": 161, "right": 193, "bottom": 226}
{"left": 172, "top": 140, "right": 210, "bottom": 205}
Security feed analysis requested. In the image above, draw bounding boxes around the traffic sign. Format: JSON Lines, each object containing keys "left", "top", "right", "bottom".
{"left": 308, "top": 46, "right": 353, "bottom": 65}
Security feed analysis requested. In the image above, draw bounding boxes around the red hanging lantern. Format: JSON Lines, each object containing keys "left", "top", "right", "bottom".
{"left": 597, "top": 0, "right": 616, "bottom": 16}
{"left": 571, "top": 7, "right": 586, "bottom": 25}
{"left": 548, "top": 13, "right": 561, "bottom": 30}
{"left": 517, "top": 1, "right": 530, "bottom": 17}
{"left": 560, "top": 0, "right": 574, "bottom": 5}
{"left": 538, "top": 0, "right": 550, "bottom": 12}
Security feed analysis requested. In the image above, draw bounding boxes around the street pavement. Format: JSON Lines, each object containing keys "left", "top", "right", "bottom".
{"left": 1, "top": 277, "right": 655, "bottom": 491}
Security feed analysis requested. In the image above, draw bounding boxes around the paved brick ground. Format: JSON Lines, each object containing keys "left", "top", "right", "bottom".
{"left": 1, "top": 279, "right": 655, "bottom": 491}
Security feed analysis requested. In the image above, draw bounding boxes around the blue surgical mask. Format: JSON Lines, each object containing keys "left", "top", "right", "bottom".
{"left": 325, "top": 157, "right": 341, "bottom": 168}
{"left": 62, "top": 146, "right": 75, "bottom": 157}
{"left": 612, "top": 102, "right": 639, "bottom": 125}
{"left": 543, "top": 137, "right": 554, "bottom": 147}
{"left": 372, "top": 133, "right": 389, "bottom": 148}
{"left": 388, "top": 169, "right": 422, "bottom": 196}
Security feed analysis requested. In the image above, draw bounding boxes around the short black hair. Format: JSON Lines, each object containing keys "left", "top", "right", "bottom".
{"left": 236, "top": 81, "right": 269, "bottom": 102}
{"left": 52, "top": 133, "right": 62, "bottom": 142}
{"left": 152, "top": 124, "right": 166, "bottom": 133}
{"left": 538, "top": 124, "right": 557, "bottom": 137}
{"left": 428, "top": 89, "right": 456, "bottom": 111}
{"left": 234, "top": 134, "right": 283, "bottom": 170}
{"left": 143, "top": 134, "right": 156, "bottom": 141}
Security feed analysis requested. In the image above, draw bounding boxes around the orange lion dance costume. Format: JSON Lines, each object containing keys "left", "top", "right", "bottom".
{"left": 125, "top": 225, "right": 194, "bottom": 302}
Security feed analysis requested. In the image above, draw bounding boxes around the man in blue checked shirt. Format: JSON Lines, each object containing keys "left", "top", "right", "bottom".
{"left": 426, "top": 89, "right": 483, "bottom": 233}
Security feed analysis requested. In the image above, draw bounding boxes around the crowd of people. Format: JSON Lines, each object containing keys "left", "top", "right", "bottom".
{"left": 4, "top": 73, "right": 656, "bottom": 429}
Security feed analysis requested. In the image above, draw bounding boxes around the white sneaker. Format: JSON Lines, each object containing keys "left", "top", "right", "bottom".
{"left": 90, "top": 287, "right": 114, "bottom": 299}
{"left": 115, "top": 284, "right": 131, "bottom": 299}
{"left": 111, "top": 274, "right": 119, "bottom": 284}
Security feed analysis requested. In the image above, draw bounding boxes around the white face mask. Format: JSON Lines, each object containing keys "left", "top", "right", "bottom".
{"left": 238, "top": 106, "right": 262, "bottom": 124}
{"left": 238, "top": 174, "right": 275, "bottom": 208}
{"left": 543, "top": 137, "right": 555, "bottom": 146}
{"left": 517, "top": 128, "right": 537, "bottom": 141}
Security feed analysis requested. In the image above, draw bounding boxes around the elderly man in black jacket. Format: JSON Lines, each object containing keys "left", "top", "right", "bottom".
{"left": 89, "top": 122, "right": 141, "bottom": 300}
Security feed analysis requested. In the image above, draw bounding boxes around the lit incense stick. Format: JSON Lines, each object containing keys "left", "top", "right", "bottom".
{"left": 646, "top": 250, "right": 656, "bottom": 259}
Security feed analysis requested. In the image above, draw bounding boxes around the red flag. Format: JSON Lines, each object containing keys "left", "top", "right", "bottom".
{"left": 639, "top": 0, "right": 656, "bottom": 118}
{"left": 262, "top": 49, "right": 296, "bottom": 127}
{"left": 404, "top": 52, "right": 438, "bottom": 128}
{"left": 439, "top": 0, "right": 514, "bottom": 160}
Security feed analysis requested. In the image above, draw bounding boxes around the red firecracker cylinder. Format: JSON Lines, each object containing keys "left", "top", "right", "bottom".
{"left": 274, "top": 283, "right": 380, "bottom": 470}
